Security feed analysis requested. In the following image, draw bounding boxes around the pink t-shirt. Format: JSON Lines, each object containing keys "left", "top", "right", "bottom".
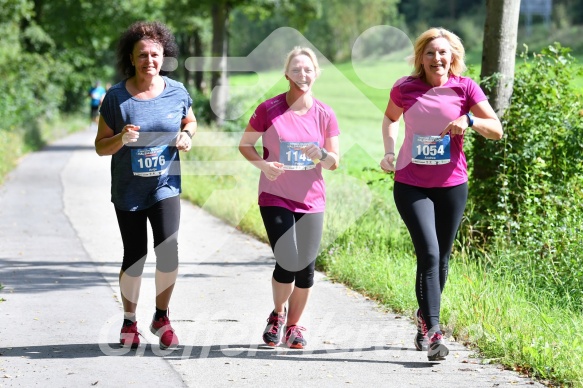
{"left": 390, "top": 75, "right": 487, "bottom": 188}
{"left": 249, "top": 93, "right": 340, "bottom": 213}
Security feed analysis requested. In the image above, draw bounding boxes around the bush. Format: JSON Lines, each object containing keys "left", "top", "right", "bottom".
{"left": 467, "top": 43, "right": 583, "bottom": 308}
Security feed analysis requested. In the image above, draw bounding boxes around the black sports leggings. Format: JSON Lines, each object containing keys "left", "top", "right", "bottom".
{"left": 393, "top": 181, "right": 468, "bottom": 330}
{"left": 115, "top": 196, "right": 181, "bottom": 276}
{"left": 260, "top": 206, "right": 324, "bottom": 289}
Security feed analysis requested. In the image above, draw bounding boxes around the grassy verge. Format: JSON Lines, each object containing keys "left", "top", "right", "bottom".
{"left": 0, "top": 113, "right": 89, "bottom": 185}
{"left": 181, "top": 58, "right": 583, "bottom": 386}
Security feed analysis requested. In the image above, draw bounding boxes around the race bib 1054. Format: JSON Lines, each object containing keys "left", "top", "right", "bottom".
{"left": 411, "top": 134, "right": 451, "bottom": 165}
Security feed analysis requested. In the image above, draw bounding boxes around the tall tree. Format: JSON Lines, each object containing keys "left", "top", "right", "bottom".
{"left": 205, "top": 0, "right": 318, "bottom": 124}
{"left": 473, "top": 0, "right": 520, "bottom": 182}
{"left": 480, "top": 0, "right": 521, "bottom": 117}
{"left": 210, "top": 0, "right": 231, "bottom": 125}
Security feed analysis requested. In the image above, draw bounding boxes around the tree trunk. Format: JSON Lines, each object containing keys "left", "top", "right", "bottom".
{"left": 474, "top": 0, "right": 520, "bottom": 181}
{"left": 480, "top": 0, "right": 521, "bottom": 117}
{"left": 178, "top": 33, "right": 193, "bottom": 89}
{"left": 193, "top": 28, "right": 204, "bottom": 93}
{"left": 211, "top": 1, "right": 229, "bottom": 125}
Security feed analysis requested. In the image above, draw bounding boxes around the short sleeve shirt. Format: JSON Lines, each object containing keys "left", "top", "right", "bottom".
{"left": 249, "top": 93, "right": 340, "bottom": 213}
{"left": 100, "top": 76, "right": 193, "bottom": 211}
{"left": 390, "top": 75, "right": 487, "bottom": 188}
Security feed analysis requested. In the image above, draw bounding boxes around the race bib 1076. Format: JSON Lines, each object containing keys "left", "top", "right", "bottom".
{"left": 131, "top": 146, "right": 171, "bottom": 177}
{"left": 411, "top": 134, "right": 451, "bottom": 165}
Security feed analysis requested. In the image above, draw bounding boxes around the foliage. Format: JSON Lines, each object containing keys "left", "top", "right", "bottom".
{"left": 230, "top": 0, "right": 400, "bottom": 62}
{"left": 467, "top": 43, "right": 583, "bottom": 308}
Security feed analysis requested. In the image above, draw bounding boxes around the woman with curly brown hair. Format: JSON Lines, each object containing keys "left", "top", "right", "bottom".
{"left": 95, "top": 21, "right": 197, "bottom": 350}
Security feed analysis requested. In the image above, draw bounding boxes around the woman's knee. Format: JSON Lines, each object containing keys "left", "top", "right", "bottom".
{"left": 294, "top": 262, "right": 315, "bottom": 288}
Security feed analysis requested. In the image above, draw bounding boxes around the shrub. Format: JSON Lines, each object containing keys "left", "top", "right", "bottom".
{"left": 466, "top": 43, "right": 583, "bottom": 308}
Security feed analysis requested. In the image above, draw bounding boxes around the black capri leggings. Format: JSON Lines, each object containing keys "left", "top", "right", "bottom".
{"left": 115, "top": 196, "right": 181, "bottom": 277}
{"left": 260, "top": 206, "right": 324, "bottom": 289}
{"left": 393, "top": 181, "right": 468, "bottom": 331}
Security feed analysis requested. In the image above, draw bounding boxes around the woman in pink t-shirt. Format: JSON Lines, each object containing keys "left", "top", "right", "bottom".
{"left": 379, "top": 28, "right": 503, "bottom": 361}
{"left": 239, "top": 46, "right": 340, "bottom": 349}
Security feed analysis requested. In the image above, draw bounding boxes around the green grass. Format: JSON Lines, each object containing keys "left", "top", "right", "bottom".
{"left": 0, "top": 113, "right": 88, "bottom": 186}
{"left": 181, "top": 57, "right": 583, "bottom": 386}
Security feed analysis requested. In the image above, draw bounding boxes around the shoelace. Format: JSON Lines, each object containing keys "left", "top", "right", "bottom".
{"left": 417, "top": 311, "right": 428, "bottom": 335}
{"left": 155, "top": 316, "right": 175, "bottom": 332}
{"left": 286, "top": 325, "right": 306, "bottom": 340}
{"left": 266, "top": 314, "right": 285, "bottom": 334}
{"left": 430, "top": 332, "right": 443, "bottom": 344}
{"left": 121, "top": 324, "right": 144, "bottom": 340}
{"left": 122, "top": 322, "right": 139, "bottom": 333}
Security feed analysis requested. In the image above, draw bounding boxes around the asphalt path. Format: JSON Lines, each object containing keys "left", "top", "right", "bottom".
{"left": 0, "top": 129, "right": 543, "bottom": 387}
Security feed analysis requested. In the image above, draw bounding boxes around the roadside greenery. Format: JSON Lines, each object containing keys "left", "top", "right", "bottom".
{"left": 466, "top": 44, "right": 583, "bottom": 309}
{"left": 0, "top": 113, "right": 88, "bottom": 186}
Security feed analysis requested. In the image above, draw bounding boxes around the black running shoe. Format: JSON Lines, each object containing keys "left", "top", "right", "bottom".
{"left": 427, "top": 332, "right": 449, "bottom": 361}
{"left": 262, "top": 310, "right": 286, "bottom": 346}
{"left": 285, "top": 325, "right": 307, "bottom": 349}
{"left": 414, "top": 309, "right": 428, "bottom": 351}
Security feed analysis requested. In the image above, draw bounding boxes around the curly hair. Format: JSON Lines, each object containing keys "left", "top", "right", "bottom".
{"left": 410, "top": 27, "right": 467, "bottom": 79}
{"left": 116, "top": 21, "right": 179, "bottom": 78}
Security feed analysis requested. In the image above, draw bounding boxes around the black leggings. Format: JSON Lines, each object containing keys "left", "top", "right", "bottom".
{"left": 115, "top": 196, "right": 181, "bottom": 276}
{"left": 393, "top": 181, "right": 468, "bottom": 330}
{"left": 260, "top": 206, "right": 324, "bottom": 289}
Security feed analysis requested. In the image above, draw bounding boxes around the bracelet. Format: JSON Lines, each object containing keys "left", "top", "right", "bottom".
{"left": 384, "top": 152, "right": 395, "bottom": 157}
{"left": 181, "top": 129, "right": 194, "bottom": 138}
{"left": 320, "top": 148, "right": 329, "bottom": 161}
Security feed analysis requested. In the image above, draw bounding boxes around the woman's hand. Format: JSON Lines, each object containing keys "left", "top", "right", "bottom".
{"left": 301, "top": 143, "right": 323, "bottom": 163}
{"left": 380, "top": 153, "right": 396, "bottom": 172}
{"left": 440, "top": 115, "right": 469, "bottom": 138}
{"left": 261, "top": 162, "right": 285, "bottom": 181}
{"left": 121, "top": 125, "right": 140, "bottom": 145}
{"left": 176, "top": 131, "right": 192, "bottom": 152}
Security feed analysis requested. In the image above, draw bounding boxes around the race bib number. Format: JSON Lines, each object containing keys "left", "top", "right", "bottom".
{"left": 279, "top": 141, "right": 318, "bottom": 170}
{"left": 411, "top": 134, "right": 451, "bottom": 165}
{"left": 131, "top": 146, "right": 170, "bottom": 177}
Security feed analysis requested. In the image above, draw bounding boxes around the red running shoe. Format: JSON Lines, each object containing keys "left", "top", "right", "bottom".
{"left": 120, "top": 321, "right": 140, "bottom": 349}
{"left": 150, "top": 314, "right": 179, "bottom": 350}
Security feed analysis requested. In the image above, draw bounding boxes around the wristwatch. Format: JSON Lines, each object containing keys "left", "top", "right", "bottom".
{"left": 320, "top": 148, "right": 329, "bottom": 161}
{"left": 465, "top": 113, "right": 474, "bottom": 128}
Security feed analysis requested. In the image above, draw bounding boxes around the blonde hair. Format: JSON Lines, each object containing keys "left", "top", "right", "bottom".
{"left": 410, "top": 27, "right": 466, "bottom": 79}
{"left": 283, "top": 46, "right": 321, "bottom": 77}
